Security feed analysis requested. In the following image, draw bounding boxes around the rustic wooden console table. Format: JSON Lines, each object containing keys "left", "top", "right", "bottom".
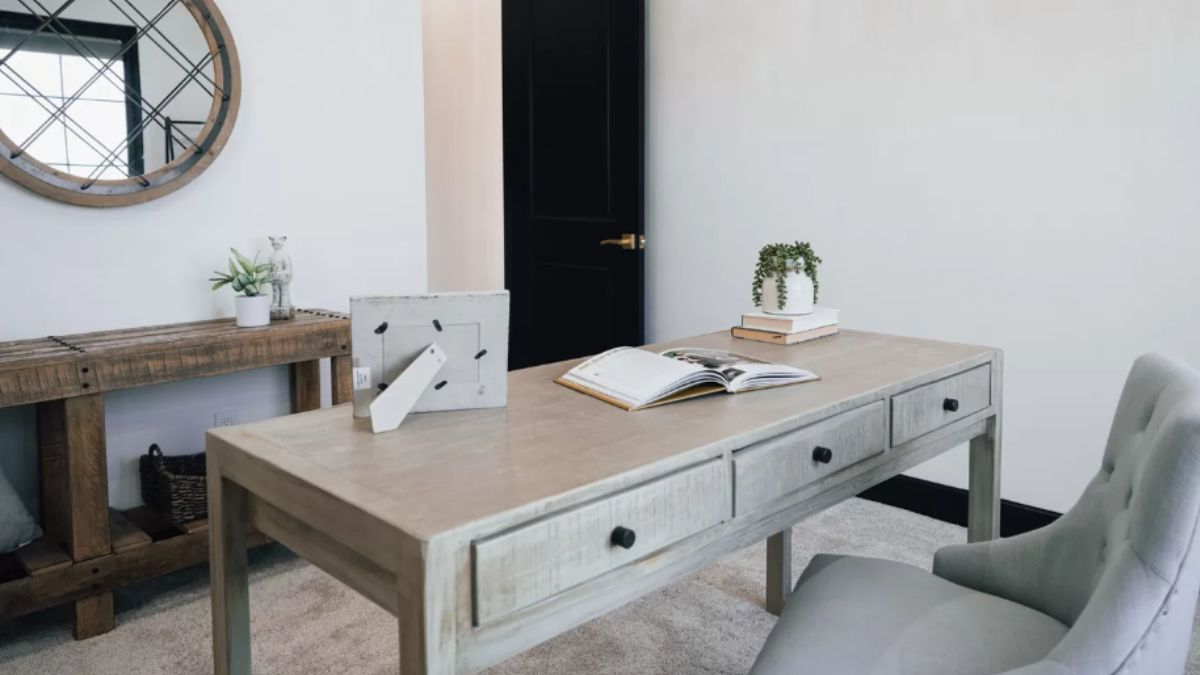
{"left": 0, "top": 309, "right": 352, "bottom": 639}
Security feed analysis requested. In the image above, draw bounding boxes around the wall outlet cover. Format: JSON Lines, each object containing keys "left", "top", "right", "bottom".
{"left": 213, "top": 409, "right": 237, "bottom": 428}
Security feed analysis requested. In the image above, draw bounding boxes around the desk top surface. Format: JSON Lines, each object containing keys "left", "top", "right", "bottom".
{"left": 209, "top": 330, "right": 997, "bottom": 540}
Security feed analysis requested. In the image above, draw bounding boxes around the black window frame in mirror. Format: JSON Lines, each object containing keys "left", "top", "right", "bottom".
{"left": 0, "top": 9, "right": 146, "bottom": 176}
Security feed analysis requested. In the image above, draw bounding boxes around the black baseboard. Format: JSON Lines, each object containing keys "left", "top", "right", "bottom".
{"left": 859, "top": 475, "right": 1060, "bottom": 538}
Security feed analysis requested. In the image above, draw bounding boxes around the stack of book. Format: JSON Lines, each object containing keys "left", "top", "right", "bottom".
{"left": 732, "top": 307, "right": 840, "bottom": 345}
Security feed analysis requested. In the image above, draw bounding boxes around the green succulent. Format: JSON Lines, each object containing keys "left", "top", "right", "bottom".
{"left": 209, "top": 248, "right": 273, "bottom": 297}
{"left": 751, "top": 241, "right": 822, "bottom": 307}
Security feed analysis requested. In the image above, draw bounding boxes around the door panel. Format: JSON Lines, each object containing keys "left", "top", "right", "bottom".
{"left": 530, "top": 2, "right": 613, "bottom": 218}
{"left": 504, "top": 0, "right": 645, "bottom": 370}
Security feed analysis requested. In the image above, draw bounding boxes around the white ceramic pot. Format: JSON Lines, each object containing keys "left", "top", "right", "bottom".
{"left": 235, "top": 294, "right": 271, "bottom": 327}
{"left": 760, "top": 271, "right": 814, "bottom": 315}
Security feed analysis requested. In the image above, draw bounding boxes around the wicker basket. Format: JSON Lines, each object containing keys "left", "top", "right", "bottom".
{"left": 139, "top": 444, "right": 208, "bottom": 526}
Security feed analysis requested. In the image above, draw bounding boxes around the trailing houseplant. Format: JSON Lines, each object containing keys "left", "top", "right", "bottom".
{"left": 209, "top": 248, "right": 274, "bottom": 327}
{"left": 751, "top": 241, "right": 822, "bottom": 315}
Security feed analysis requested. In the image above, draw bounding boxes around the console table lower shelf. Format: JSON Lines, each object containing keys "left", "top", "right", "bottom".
{"left": 0, "top": 506, "right": 271, "bottom": 620}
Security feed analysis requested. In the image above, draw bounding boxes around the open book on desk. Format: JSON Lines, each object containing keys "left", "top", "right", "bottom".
{"left": 556, "top": 346, "right": 819, "bottom": 411}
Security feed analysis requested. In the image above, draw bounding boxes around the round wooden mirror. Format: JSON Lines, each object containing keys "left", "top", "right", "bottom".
{"left": 0, "top": 0, "right": 239, "bottom": 207}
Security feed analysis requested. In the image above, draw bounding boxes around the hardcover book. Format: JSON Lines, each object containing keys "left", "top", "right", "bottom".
{"left": 741, "top": 307, "right": 839, "bottom": 334}
{"left": 556, "top": 346, "right": 818, "bottom": 411}
{"left": 731, "top": 324, "right": 839, "bottom": 345}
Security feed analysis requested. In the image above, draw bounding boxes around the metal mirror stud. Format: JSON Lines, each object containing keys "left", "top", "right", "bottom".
{"left": 0, "top": 0, "right": 239, "bottom": 206}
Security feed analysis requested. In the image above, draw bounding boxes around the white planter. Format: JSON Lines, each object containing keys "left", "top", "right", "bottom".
{"left": 235, "top": 295, "right": 271, "bottom": 327}
{"left": 760, "top": 271, "right": 814, "bottom": 315}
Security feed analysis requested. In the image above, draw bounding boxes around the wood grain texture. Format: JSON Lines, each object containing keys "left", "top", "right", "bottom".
{"left": 290, "top": 360, "right": 323, "bottom": 413}
{"left": 73, "top": 593, "right": 114, "bottom": 640}
{"left": 204, "top": 329, "right": 1003, "bottom": 674}
{"left": 0, "top": 311, "right": 349, "bottom": 639}
{"left": 62, "top": 395, "right": 110, "bottom": 562}
{"left": 968, "top": 418, "right": 1001, "bottom": 543}
{"left": 330, "top": 354, "right": 354, "bottom": 406}
{"left": 14, "top": 539, "right": 71, "bottom": 576}
{"left": 0, "top": 522, "right": 268, "bottom": 620}
{"left": 891, "top": 364, "right": 992, "bottom": 446}
{"left": 249, "top": 495, "right": 399, "bottom": 616}
{"left": 0, "top": 310, "right": 349, "bottom": 408}
{"left": 733, "top": 401, "right": 886, "bottom": 516}
{"left": 969, "top": 352, "right": 1004, "bottom": 543}
{"left": 765, "top": 529, "right": 791, "bottom": 616}
{"left": 400, "top": 540, "right": 458, "bottom": 675}
{"left": 37, "top": 394, "right": 114, "bottom": 640}
{"left": 471, "top": 459, "right": 730, "bottom": 625}
{"left": 109, "top": 509, "right": 153, "bottom": 553}
{"left": 35, "top": 400, "right": 68, "bottom": 549}
{"left": 209, "top": 451, "right": 251, "bottom": 675}
{"left": 459, "top": 417, "right": 994, "bottom": 672}
{"left": 211, "top": 330, "right": 995, "bottom": 541}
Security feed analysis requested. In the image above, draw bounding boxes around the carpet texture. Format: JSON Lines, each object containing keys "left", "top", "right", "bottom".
{"left": 2, "top": 499, "right": 1198, "bottom": 674}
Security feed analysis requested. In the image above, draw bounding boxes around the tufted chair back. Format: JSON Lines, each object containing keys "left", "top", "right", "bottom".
{"left": 933, "top": 353, "right": 1200, "bottom": 674}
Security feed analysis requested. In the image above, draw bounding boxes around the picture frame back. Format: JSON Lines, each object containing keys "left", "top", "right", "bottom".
{"left": 350, "top": 292, "right": 510, "bottom": 418}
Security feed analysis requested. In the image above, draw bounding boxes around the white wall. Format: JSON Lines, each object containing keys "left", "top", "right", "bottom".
{"left": 647, "top": 0, "right": 1200, "bottom": 511}
{"left": 423, "top": 0, "right": 505, "bottom": 292}
{"left": 0, "top": 0, "right": 428, "bottom": 511}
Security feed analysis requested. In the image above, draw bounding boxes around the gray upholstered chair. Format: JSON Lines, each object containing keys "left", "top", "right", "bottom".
{"left": 752, "top": 353, "right": 1200, "bottom": 675}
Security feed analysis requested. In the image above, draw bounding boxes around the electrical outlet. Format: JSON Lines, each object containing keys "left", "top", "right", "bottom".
{"left": 214, "top": 409, "right": 237, "bottom": 428}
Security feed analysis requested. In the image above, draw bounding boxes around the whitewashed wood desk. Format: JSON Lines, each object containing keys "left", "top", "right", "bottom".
{"left": 207, "top": 330, "right": 1003, "bottom": 674}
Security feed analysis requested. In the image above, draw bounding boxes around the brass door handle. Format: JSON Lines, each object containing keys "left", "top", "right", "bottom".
{"left": 600, "top": 233, "right": 646, "bottom": 250}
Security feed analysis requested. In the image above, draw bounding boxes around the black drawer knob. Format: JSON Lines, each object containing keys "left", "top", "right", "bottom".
{"left": 611, "top": 526, "right": 637, "bottom": 549}
{"left": 812, "top": 446, "right": 833, "bottom": 464}
{"left": 943, "top": 398, "right": 960, "bottom": 412}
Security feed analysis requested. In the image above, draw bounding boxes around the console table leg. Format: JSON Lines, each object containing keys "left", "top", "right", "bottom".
{"left": 968, "top": 415, "right": 1001, "bottom": 543}
{"left": 290, "top": 360, "right": 323, "bottom": 413}
{"left": 37, "top": 394, "right": 114, "bottom": 639}
{"left": 766, "top": 529, "right": 792, "bottom": 616}
{"left": 210, "top": 455, "right": 251, "bottom": 675}
{"left": 330, "top": 354, "right": 354, "bottom": 406}
{"left": 74, "top": 594, "right": 115, "bottom": 640}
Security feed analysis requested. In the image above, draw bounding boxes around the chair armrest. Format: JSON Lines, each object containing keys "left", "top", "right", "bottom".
{"left": 933, "top": 527, "right": 1053, "bottom": 592}
{"left": 933, "top": 519, "right": 1090, "bottom": 625}
{"left": 933, "top": 526, "right": 1058, "bottom": 605}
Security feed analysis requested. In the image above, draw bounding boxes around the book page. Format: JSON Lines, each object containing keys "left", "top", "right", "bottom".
{"left": 560, "top": 347, "right": 707, "bottom": 407}
{"left": 659, "top": 347, "right": 817, "bottom": 392}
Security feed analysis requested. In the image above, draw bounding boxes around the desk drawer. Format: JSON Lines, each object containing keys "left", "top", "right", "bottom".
{"left": 891, "top": 364, "right": 991, "bottom": 446}
{"left": 472, "top": 458, "right": 729, "bottom": 625}
{"left": 734, "top": 402, "right": 886, "bottom": 516}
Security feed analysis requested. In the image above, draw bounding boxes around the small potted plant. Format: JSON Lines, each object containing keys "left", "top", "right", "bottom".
{"left": 209, "top": 248, "right": 274, "bottom": 327}
{"left": 751, "top": 241, "right": 822, "bottom": 315}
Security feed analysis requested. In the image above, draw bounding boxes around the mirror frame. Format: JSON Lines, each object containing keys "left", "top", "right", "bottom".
{"left": 0, "top": 0, "right": 240, "bottom": 207}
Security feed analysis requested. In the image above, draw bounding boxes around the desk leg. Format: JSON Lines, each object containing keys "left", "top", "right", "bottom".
{"left": 210, "top": 454, "right": 251, "bottom": 675}
{"left": 398, "top": 544, "right": 456, "bottom": 675}
{"left": 968, "top": 415, "right": 1001, "bottom": 542}
{"left": 765, "top": 529, "right": 792, "bottom": 616}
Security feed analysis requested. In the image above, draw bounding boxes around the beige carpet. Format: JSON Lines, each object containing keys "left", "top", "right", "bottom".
{"left": 2, "top": 499, "right": 1198, "bottom": 674}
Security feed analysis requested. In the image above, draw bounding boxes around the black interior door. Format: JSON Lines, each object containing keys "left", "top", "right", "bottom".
{"left": 503, "top": 0, "right": 645, "bottom": 370}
